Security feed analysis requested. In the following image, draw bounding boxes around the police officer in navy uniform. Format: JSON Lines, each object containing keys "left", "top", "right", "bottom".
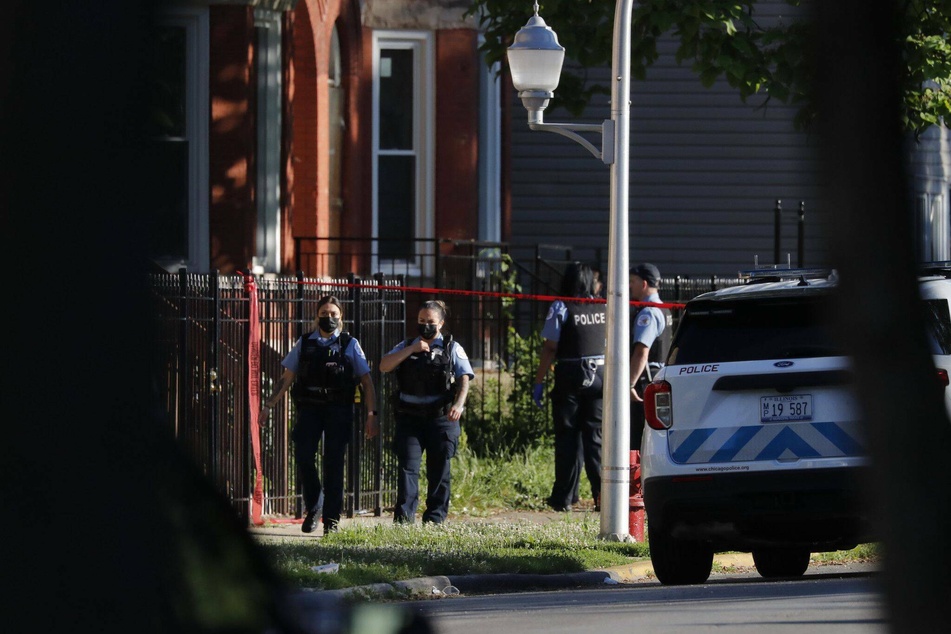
{"left": 261, "top": 295, "right": 379, "bottom": 534}
{"left": 629, "top": 263, "right": 672, "bottom": 450}
{"left": 533, "top": 262, "right": 606, "bottom": 512}
{"left": 380, "top": 300, "right": 474, "bottom": 524}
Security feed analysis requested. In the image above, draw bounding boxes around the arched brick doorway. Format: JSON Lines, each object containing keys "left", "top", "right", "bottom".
{"left": 288, "top": 0, "right": 366, "bottom": 277}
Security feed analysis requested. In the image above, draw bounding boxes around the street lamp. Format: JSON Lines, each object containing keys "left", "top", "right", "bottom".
{"left": 507, "top": 0, "right": 635, "bottom": 541}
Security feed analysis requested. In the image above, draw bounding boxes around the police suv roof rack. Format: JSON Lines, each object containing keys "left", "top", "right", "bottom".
{"left": 738, "top": 266, "right": 836, "bottom": 285}
{"left": 919, "top": 260, "right": 951, "bottom": 277}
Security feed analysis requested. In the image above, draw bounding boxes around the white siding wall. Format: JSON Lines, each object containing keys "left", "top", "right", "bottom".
{"left": 906, "top": 125, "right": 951, "bottom": 262}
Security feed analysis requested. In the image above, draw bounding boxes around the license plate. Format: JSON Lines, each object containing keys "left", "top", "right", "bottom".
{"left": 761, "top": 394, "right": 812, "bottom": 422}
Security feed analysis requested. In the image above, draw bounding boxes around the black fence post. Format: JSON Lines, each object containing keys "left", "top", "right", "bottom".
{"left": 348, "top": 272, "right": 362, "bottom": 518}
{"left": 374, "top": 272, "right": 388, "bottom": 516}
{"left": 533, "top": 244, "right": 541, "bottom": 328}
{"left": 210, "top": 270, "right": 221, "bottom": 486}
{"left": 294, "top": 270, "right": 305, "bottom": 518}
{"left": 177, "top": 267, "right": 188, "bottom": 443}
{"left": 798, "top": 201, "right": 806, "bottom": 267}
{"left": 774, "top": 199, "right": 782, "bottom": 265}
{"left": 349, "top": 272, "right": 362, "bottom": 341}
{"left": 296, "top": 270, "right": 305, "bottom": 339}
{"left": 239, "top": 270, "right": 253, "bottom": 525}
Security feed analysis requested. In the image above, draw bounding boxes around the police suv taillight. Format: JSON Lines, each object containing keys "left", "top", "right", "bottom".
{"left": 644, "top": 381, "right": 672, "bottom": 429}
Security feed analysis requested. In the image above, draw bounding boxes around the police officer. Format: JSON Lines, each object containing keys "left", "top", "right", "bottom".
{"left": 533, "top": 262, "right": 606, "bottom": 512}
{"left": 261, "top": 295, "right": 379, "bottom": 534}
{"left": 629, "top": 263, "right": 672, "bottom": 450}
{"left": 380, "top": 300, "right": 474, "bottom": 524}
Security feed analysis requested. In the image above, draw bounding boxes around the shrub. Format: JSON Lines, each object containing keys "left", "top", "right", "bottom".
{"left": 464, "top": 325, "right": 551, "bottom": 457}
{"left": 463, "top": 253, "right": 552, "bottom": 457}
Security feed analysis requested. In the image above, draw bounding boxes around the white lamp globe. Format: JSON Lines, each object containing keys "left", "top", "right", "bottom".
{"left": 506, "top": 8, "right": 565, "bottom": 94}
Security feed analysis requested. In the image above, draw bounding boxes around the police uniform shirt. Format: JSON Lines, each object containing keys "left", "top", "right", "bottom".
{"left": 386, "top": 336, "right": 475, "bottom": 405}
{"left": 281, "top": 330, "right": 372, "bottom": 379}
{"left": 541, "top": 299, "right": 606, "bottom": 360}
{"left": 633, "top": 292, "right": 667, "bottom": 373}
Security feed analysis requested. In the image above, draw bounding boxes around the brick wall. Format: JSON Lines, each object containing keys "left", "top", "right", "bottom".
{"left": 435, "top": 28, "right": 479, "bottom": 244}
{"left": 209, "top": 5, "right": 255, "bottom": 273}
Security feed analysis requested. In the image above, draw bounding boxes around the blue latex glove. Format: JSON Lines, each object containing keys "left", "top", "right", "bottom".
{"left": 532, "top": 383, "right": 545, "bottom": 408}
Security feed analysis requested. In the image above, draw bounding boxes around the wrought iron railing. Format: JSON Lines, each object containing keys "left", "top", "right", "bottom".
{"left": 150, "top": 246, "right": 743, "bottom": 524}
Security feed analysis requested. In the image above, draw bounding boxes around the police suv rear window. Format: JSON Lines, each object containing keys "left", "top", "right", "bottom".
{"left": 923, "top": 298, "right": 951, "bottom": 355}
{"left": 668, "top": 295, "right": 843, "bottom": 365}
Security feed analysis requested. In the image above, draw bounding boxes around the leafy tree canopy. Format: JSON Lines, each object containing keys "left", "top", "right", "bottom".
{"left": 466, "top": 0, "right": 951, "bottom": 135}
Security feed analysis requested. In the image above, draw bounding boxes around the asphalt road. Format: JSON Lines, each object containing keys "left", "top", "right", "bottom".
{"left": 406, "top": 567, "right": 885, "bottom": 634}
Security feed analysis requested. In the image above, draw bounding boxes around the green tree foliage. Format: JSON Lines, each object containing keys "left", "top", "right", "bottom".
{"left": 467, "top": 0, "right": 951, "bottom": 135}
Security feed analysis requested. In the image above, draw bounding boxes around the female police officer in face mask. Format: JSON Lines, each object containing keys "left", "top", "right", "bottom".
{"left": 533, "top": 262, "right": 606, "bottom": 512}
{"left": 261, "top": 295, "right": 379, "bottom": 534}
{"left": 380, "top": 300, "right": 474, "bottom": 524}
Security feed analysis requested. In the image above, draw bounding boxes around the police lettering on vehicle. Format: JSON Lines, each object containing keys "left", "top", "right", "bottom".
{"left": 677, "top": 364, "right": 721, "bottom": 375}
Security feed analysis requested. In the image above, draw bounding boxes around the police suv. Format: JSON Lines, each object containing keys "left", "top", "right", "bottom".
{"left": 920, "top": 261, "right": 951, "bottom": 416}
{"left": 640, "top": 268, "right": 872, "bottom": 585}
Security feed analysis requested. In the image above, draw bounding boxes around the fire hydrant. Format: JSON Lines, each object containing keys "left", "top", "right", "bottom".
{"left": 629, "top": 450, "right": 646, "bottom": 542}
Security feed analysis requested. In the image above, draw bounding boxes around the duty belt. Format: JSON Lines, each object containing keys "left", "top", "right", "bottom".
{"left": 557, "top": 357, "right": 605, "bottom": 365}
{"left": 303, "top": 387, "right": 349, "bottom": 396}
{"left": 296, "top": 386, "right": 351, "bottom": 405}
{"left": 396, "top": 398, "right": 451, "bottom": 418}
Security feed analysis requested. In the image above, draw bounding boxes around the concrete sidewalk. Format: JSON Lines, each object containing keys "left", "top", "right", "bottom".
{"left": 248, "top": 509, "right": 757, "bottom": 600}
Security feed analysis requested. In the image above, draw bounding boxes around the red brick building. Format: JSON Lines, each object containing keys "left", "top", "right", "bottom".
{"left": 152, "top": 0, "right": 501, "bottom": 278}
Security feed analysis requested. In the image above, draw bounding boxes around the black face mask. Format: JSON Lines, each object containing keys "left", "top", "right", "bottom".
{"left": 318, "top": 316, "right": 340, "bottom": 333}
{"left": 417, "top": 323, "right": 438, "bottom": 340}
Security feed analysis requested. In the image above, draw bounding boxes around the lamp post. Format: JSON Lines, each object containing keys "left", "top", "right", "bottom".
{"left": 507, "top": 0, "right": 636, "bottom": 541}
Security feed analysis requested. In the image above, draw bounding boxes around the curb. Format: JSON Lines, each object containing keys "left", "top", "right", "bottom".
{"left": 304, "top": 575, "right": 455, "bottom": 601}
{"left": 295, "top": 553, "right": 758, "bottom": 601}
{"left": 299, "top": 571, "right": 615, "bottom": 602}
{"left": 448, "top": 571, "right": 613, "bottom": 594}
{"left": 598, "top": 552, "right": 756, "bottom": 583}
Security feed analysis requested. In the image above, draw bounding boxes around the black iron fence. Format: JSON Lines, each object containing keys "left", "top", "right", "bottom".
{"left": 150, "top": 270, "right": 407, "bottom": 524}
{"left": 150, "top": 248, "right": 744, "bottom": 525}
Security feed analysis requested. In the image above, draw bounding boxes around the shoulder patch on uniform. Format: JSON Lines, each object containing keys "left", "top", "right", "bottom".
{"left": 637, "top": 313, "right": 652, "bottom": 326}
{"left": 455, "top": 346, "right": 469, "bottom": 360}
{"left": 546, "top": 305, "right": 555, "bottom": 321}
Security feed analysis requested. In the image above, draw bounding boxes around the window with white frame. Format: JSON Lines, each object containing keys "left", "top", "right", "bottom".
{"left": 150, "top": 8, "right": 209, "bottom": 273}
{"left": 253, "top": 9, "right": 283, "bottom": 274}
{"left": 372, "top": 32, "right": 434, "bottom": 275}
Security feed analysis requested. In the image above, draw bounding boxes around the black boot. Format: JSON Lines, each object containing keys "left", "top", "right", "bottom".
{"left": 302, "top": 508, "right": 320, "bottom": 533}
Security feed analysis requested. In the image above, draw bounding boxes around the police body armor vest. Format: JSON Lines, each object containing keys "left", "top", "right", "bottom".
{"left": 395, "top": 336, "right": 455, "bottom": 399}
{"left": 556, "top": 301, "right": 606, "bottom": 359}
{"left": 291, "top": 331, "right": 356, "bottom": 406}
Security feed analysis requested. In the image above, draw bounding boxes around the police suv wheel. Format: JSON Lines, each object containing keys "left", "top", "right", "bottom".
{"left": 752, "top": 548, "right": 811, "bottom": 578}
{"left": 647, "top": 524, "right": 713, "bottom": 585}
